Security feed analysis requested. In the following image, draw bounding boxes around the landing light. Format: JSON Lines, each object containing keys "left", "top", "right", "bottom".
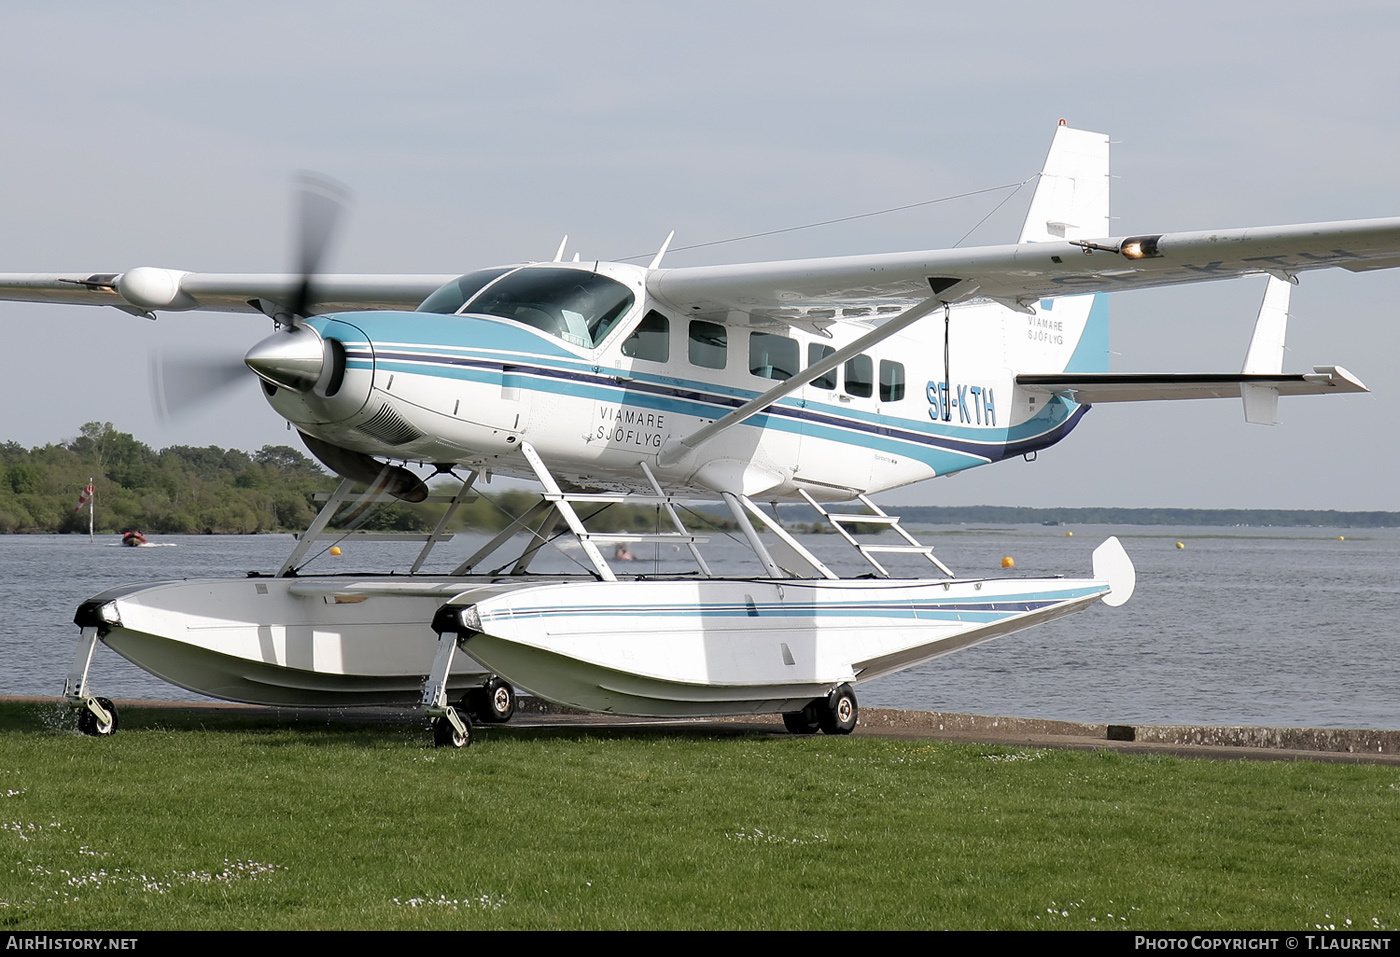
{"left": 1118, "top": 235, "right": 1161, "bottom": 260}
{"left": 458, "top": 606, "right": 483, "bottom": 634}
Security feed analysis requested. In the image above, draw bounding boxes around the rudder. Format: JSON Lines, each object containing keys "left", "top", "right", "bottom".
{"left": 1018, "top": 123, "right": 1110, "bottom": 243}
{"left": 1018, "top": 123, "right": 1111, "bottom": 373}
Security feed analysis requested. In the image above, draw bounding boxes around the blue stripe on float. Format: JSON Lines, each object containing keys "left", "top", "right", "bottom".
{"left": 480, "top": 587, "right": 1106, "bottom": 625}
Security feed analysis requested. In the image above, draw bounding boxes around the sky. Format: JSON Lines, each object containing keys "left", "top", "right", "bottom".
{"left": 2, "top": 1, "right": 1398, "bottom": 510}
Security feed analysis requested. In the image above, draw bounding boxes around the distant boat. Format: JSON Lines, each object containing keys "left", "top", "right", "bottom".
{"left": 109, "top": 532, "right": 175, "bottom": 548}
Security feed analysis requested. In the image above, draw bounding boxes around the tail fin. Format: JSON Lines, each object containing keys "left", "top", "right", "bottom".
{"left": 1015, "top": 123, "right": 1111, "bottom": 373}
{"left": 1018, "top": 123, "right": 1111, "bottom": 243}
{"left": 1239, "top": 276, "right": 1291, "bottom": 425}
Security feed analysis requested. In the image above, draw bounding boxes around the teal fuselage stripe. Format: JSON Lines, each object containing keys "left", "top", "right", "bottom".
{"left": 1063, "top": 293, "right": 1109, "bottom": 374}
{"left": 315, "top": 311, "right": 1085, "bottom": 470}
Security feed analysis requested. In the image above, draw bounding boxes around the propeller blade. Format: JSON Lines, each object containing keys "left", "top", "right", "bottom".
{"left": 148, "top": 350, "right": 251, "bottom": 424}
{"left": 147, "top": 174, "right": 352, "bottom": 424}
{"left": 288, "top": 171, "right": 352, "bottom": 323}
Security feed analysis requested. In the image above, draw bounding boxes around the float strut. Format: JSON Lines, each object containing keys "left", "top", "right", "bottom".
{"left": 422, "top": 619, "right": 471, "bottom": 746}
{"left": 63, "top": 626, "right": 114, "bottom": 729}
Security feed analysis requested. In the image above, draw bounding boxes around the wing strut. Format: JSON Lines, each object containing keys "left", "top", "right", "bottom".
{"left": 942, "top": 302, "right": 952, "bottom": 422}
{"left": 657, "top": 279, "right": 978, "bottom": 467}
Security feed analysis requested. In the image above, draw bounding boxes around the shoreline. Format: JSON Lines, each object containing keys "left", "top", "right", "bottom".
{"left": 11, "top": 694, "right": 1400, "bottom": 766}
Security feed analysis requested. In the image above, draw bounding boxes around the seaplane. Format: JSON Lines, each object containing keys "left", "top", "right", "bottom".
{"left": 4, "top": 122, "right": 1395, "bottom": 747}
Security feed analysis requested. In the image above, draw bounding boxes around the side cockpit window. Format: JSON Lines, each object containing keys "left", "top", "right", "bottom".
{"left": 621, "top": 310, "right": 670, "bottom": 363}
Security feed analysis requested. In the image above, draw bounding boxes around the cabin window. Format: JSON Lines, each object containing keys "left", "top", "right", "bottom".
{"left": 879, "top": 360, "right": 906, "bottom": 402}
{"left": 689, "top": 320, "right": 727, "bottom": 369}
{"left": 749, "top": 332, "right": 798, "bottom": 381}
{"left": 844, "top": 354, "right": 873, "bottom": 398}
{"left": 807, "top": 343, "right": 837, "bottom": 390}
{"left": 459, "top": 267, "right": 635, "bottom": 348}
{"left": 416, "top": 267, "right": 514, "bottom": 314}
{"left": 621, "top": 310, "right": 670, "bottom": 363}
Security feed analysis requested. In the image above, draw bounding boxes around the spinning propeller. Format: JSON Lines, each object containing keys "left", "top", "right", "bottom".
{"left": 148, "top": 172, "right": 352, "bottom": 419}
{"left": 147, "top": 351, "right": 252, "bottom": 424}
{"left": 286, "top": 172, "right": 351, "bottom": 329}
{"left": 146, "top": 176, "right": 429, "bottom": 502}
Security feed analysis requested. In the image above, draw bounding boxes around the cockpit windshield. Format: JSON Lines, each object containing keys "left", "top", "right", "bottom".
{"left": 465, "top": 268, "right": 635, "bottom": 348}
{"left": 418, "top": 266, "right": 636, "bottom": 349}
{"left": 415, "top": 268, "right": 514, "bottom": 315}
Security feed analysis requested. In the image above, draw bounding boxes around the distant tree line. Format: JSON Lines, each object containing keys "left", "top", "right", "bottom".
{"left": 0, "top": 422, "right": 336, "bottom": 534}
{"left": 0, "top": 423, "right": 736, "bottom": 536}
{"left": 20, "top": 422, "right": 1382, "bottom": 537}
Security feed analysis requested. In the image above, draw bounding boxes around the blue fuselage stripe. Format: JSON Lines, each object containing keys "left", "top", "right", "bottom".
{"left": 356, "top": 344, "right": 1087, "bottom": 467}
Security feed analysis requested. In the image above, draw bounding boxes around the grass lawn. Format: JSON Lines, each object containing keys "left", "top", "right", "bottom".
{"left": 1, "top": 701, "right": 1395, "bottom": 930}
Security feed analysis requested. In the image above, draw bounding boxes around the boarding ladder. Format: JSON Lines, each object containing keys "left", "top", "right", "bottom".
{"left": 798, "top": 489, "right": 953, "bottom": 578}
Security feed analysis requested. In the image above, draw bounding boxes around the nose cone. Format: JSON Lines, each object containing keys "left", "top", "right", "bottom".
{"left": 245, "top": 326, "right": 325, "bottom": 391}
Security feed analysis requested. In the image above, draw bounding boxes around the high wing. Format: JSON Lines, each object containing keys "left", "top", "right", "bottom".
{"left": 648, "top": 217, "right": 1400, "bottom": 321}
{"left": 12, "top": 213, "right": 1400, "bottom": 321}
{"left": 0, "top": 270, "right": 455, "bottom": 318}
{"left": 6, "top": 218, "right": 1400, "bottom": 322}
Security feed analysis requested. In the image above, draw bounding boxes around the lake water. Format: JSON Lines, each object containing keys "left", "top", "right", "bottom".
{"left": 4, "top": 524, "right": 1396, "bottom": 729}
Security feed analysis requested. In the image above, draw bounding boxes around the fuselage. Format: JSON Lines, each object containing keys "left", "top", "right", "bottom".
{"left": 259, "top": 261, "right": 1106, "bottom": 502}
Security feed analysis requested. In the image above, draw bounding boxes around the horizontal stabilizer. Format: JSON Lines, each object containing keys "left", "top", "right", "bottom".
{"left": 1017, "top": 366, "right": 1367, "bottom": 404}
